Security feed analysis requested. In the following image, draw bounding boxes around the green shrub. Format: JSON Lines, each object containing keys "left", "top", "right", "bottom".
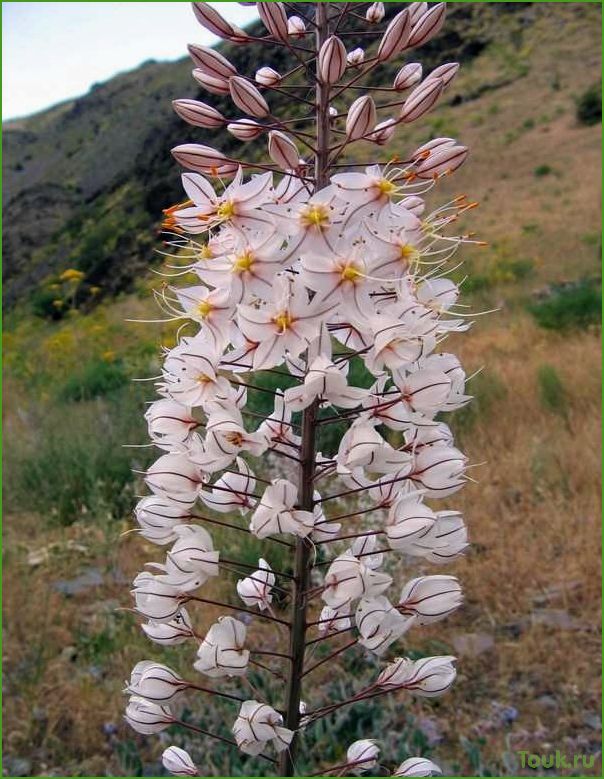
{"left": 534, "top": 164, "right": 552, "bottom": 177}
{"left": 576, "top": 82, "right": 601, "bottom": 126}
{"left": 31, "top": 287, "right": 66, "bottom": 320}
{"left": 529, "top": 279, "right": 601, "bottom": 331}
{"left": 59, "top": 358, "right": 129, "bottom": 401}
{"left": 537, "top": 364, "right": 569, "bottom": 422}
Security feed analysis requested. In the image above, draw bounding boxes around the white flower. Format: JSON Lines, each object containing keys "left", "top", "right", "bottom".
{"left": 162, "top": 746, "right": 198, "bottom": 777}
{"left": 287, "top": 15, "right": 306, "bottom": 38}
{"left": 322, "top": 553, "right": 391, "bottom": 609}
{"left": 408, "top": 445, "right": 467, "bottom": 497}
{"left": 237, "top": 558, "right": 275, "bottom": 611}
{"left": 194, "top": 616, "right": 249, "bottom": 678}
{"left": 145, "top": 453, "right": 202, "bottom": 505}
{"left": 399, "top": 575, "right": 462, "bottom": 624}
{"left": 134, "top": 496, "right": 192, "bottom": 545}
{"left": 385, "top": 493, "right": 436, "bottom": 551}
{"left": 126, "top": 661, "right": 186, "bottom": 704}
{"left": 250, "top": 479, "right": 315, "bottom": 539}
{"left": 159, "top": 525, "right": 219, "bottom": 592}
{"left": 131, "top": 572, "right": 182, "bottom": 622}
{"left": 394, "top": 757, "right": 442, "bottom": 776}
{"left": 284, "top": 355, "right": 368, "bottom": 412}
{"left": 233, "top": 700, "right": 294, "bottom": 755}
{"left": 377, "top": 655, "right": 457, "bottom": 697}
{"left": 200, "top": 457, "right": 257, "bottom": 514}
{"left": 366, "top": 2, "right": 385, "bottom": 23}
{"left": 125, "top": 695, "right": 174, "bottom": 735}
{"left": 347, "top": 47, "right": 365, "bottom": 67}
{"left": 356, "top": 596, "right": 413, "bottom": 655}
{"left": 255, "top": 66, "right": 281, "bottom": 87}
{"left": 237, "top": 274, "right": 336, "bottom": 370}
{"left": 141, "top": 608, "right": 194, "bottom": 646}
{"left": 347, "top": 739, "right": 380, "bottom": 772}
{"left": 336, "top": 418, "right": 412, "bottom": 477}
{"left": 317, "top": 604, "right": 352, "bottom": 636}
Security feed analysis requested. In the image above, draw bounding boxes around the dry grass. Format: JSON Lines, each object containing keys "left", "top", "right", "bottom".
{"left": 3, "top": 3, "right": 601, "bottom": 777}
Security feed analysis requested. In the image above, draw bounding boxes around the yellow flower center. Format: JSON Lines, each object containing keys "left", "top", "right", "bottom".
{"left": 217, "top": 200, "right": 236, "bottom": 220}
{"left": 198, "top": 244, "right": 214, "bottom": 260}
{"left": 233, "top": 249, "right": 255, "bottom": 273}
{"left": 376, "top": 178, "right": 396, "bottom": 197}
{"left": 273, "top": 310, "right": 293, "bottom": 333}
{"left": 196, "top": 373, "right": 212, "bottom": 384}
{"left": 300, "top": 203, "right": 330, "bottom": 229}
{"left": 196, "top": 300, "right": 213, "bottom": 318}
{"left": 341, "top": 264, "right": 362, "bottom": 283}
{"left": 400, "top": 244, "right": 419, "bottom": 263}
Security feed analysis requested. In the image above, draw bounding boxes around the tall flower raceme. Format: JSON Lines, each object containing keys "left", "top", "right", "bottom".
{"left": 126, "top": 2, "right": 484, "bottom": 776}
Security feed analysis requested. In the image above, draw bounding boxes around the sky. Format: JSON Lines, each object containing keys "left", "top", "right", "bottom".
{"left": 2, "top": 2, "right": 259, "bottom": 120}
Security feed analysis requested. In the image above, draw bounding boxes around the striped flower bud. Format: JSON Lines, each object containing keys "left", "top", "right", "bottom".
{"left": 368, "top": 118, "right": 396, "bottom": 145}
{"left": 414, "top": 144, "right": 468, "bottom": 179}
{"left": 127, "top": 661, "right": 187, "bottom": 704}
{"left": 393, "top": 62, "right": 423, "bottom": 91}
{"left": 187, "top": 43, "right": 237, "bottom": 78}
{"left": 366, "top": 2, "right": 385, "bottom": 24}
{"left": 408, "top": 2, "right": 428, "bottom": 26}
{"left": 191, "top": 2, "right": 248, "bottom": 42}
{"left": 172, "top": 99, "right": 225, "bottom": 128}
{"left": 145, "top": 451, "right": 203, "bottom": 503}
{"left": 318, "top": 35, "right": 347, "bottom": 84}
{"left": 171, "top": 144, "right": 229, "bottom": 175}
{"left": 347, "top": 47, "right": 365, "bottom": 67}
{"left": 408, "top": 3, "right": 446, "bottom": 48}
{"left": 227, "top": 118, "right": 265, "bottom": 141}
{"left": 425, "top": 62, "right": 460, "bottom": 89}
{"left": 399, "top": 575, "right": 463, "bottom": 624}
{"left": 255, "top": 66, "right": 281, "bottom": 87}
{"left": 229, "top": 76, "right": 270, "bottom": 117}
{"left": 268, "top": 130, "right": 300, "bottom": 171}
{"left": 287, "top": 15, "right": 306, "bottom": 38}
{"left": 192, "top": 69, "right": 230, "bottom": 95}
{"left": 377, "top": 10, "right": 411, "bottom": 61}
{"left": 400, "top": 77, "right": 444, "bottom": 123}
{"left": 162, "top": 747, "right": 198, "bottom": 777}
{"left": 347, "top": 740, "right": 380, "bottom": 771}
{"left": 346, "top": 95, "right": 377, "bottom": 140}
{"left": 258, "top": 1, "right": 289, "bottom": 42}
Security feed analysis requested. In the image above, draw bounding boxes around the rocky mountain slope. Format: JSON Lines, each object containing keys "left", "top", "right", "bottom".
{"left": 2, "top": 1, "right": 533, "bottom": 307}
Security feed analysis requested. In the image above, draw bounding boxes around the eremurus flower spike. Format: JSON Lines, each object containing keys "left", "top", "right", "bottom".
{"left": 126, "top": 4, "right": 483, "bottom": 777}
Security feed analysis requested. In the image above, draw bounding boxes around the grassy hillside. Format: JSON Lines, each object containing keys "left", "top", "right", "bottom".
{"left": 3, "top": 2, "right": 602, "bottom": 777}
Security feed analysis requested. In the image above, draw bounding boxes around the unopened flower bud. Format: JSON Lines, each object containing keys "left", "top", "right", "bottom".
{"left": 191, "top": 2, "right": 248, "bottom": 42}
{"left": 368, "top": 118, "right": 396, "bottom": 145}
{"left": 172, "top": 99, "right": 225, "bottom": 128}
{"left": 192, "top": 69, "right": 230, "bottom": 95}
{"left": 134, "top": 496, "right": 191, "bottom": 545}
{"left": 145, "top": 451, "right": 202, "bottom": 503}
{"left": 162, "top": 746, "right": 198, "bottom": 777}
{"left": 287, "top": 15, "right": 306, "bottom": 38}
{"left": 255, "top": 66, "right": 281, "bottom": 87}
{"left": 187, "top": 43, "right": 237, "bottom": 78}
{"left": 393, "top": 62, "right": 423, "bottom": 91}
{"left": 268, "top": 130, "right": 301, "bottom": 171}
{"left": 408, "top": 2, "right": 428, "bottom": 26}
{"left": 399, "top": 575, "right": 463, "bottom": 624}
{"left": 125, "top": 695, "right": 174, "bottom": 735}
{"left": 318, "top": 36, "right": 347, "bottom": 84}
{"left": 258, "top": 1, "right": 289, "bottom": 42}
{"left": 414, "top": 144, "right": 468, "bottom": 179}
{"left": 229, "top": 76, "right": 270, "bottom": 117}
{"left": 400, "top": 78, "right": 444, "bottom": 123}
{"left": 347, "top": 47, "right": 365, "bottom": 67}
{"left": 408, "top": 3, "right": 446, "bottom": 48}
{"left": 425, "top": 62, "right": 459, "bottom": 89}
{"left": 346, "top": 95, "right": 376, "bottom": 140}
{"left": 194, "top": 616, "right": 249, "bottom": 677}
{"left": 227, "top": 118, "right": 264, "bottom": 141}
{"left": 377, "top": 10, "right": 411, "bottom": 61}
{"left": 328, "top": 106, "right": 339, "bottom": 121}
{"left": 132, "top": 572, "right": 182, "bottom": 622}
{"left": 347, "top": 740, "right": 380, "bottom": 772}
{"left": 394, "top": 757, "right": 442, "bottom": 777}
{"left": 366, "top": 2, "right": 385, "bottom": 24}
